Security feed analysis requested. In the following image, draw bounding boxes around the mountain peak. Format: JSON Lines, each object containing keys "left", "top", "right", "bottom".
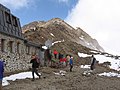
{"left": 49, "top": 18, "right": 63, "bottom": 21}
{"left": 22, "top": 18, "right": 104, "bottom": 52}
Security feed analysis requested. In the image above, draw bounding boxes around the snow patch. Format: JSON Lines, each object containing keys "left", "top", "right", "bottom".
{"left": 98, "top": 72, "right": 120, "bottom": 77}
{"left": 79, "top": 37, "right": 84, "bottom": 40}
{"left": 42, "top": 46, "right": 48, "bottom": 49}
{"left": 2, "top": 72, "right": 41, "bottom": 86}
{"left": 95, "top": 55, "right": 120, "bottom": 71}
{"left": 90, "top": 50, "right": 99, "bottom": 54}
{"left": 53, "top": 70, "right": 66, "bottom": 76}
{"left": 78, "top": 52, "right": 91, "bottom": 57}
{"left": 52, "top": 40, "right": 64, "bottom": 45}
{"left": 81, "top": 65, "right": 90, "bottom": 69}
{"left": 78, "top": 52, "right": 120, "bottom": 71}
{"left": 50, "top": 33, "right": 54, "bottom": 37}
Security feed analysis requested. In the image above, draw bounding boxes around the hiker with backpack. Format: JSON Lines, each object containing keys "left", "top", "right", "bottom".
{"left": 44, "top": 48, "right": 52, "bottom": 66}
{"left": 69, "top": 56, "right": 73, "bottom": 72}
{"left": 67, "top": 55, "right": 73, "bottom": 72}
{"left": 90, "top": 55, "right": 96, "bottom": 70}
{"left": 30, "top": 55, "right": 41, "bottom": 81}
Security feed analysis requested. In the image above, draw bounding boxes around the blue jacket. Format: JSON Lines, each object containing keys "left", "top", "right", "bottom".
{"left": 69, "top": 58, "right": 73, "bottom": 65}
{"left": 0, "top": 60, "right": 4, "bottom": 80}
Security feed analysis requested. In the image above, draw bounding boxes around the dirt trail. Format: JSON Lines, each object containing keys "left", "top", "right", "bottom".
{"left": 3, "top": 66, "right": 120, "bottom": 90}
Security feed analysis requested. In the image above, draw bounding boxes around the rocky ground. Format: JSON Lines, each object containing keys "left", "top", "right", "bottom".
{"left": 3, "top": 65, "right": 120, "bottom": 90}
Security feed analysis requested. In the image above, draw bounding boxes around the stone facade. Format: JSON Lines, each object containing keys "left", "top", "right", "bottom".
{"left": 0, "top": 4, "right": 41, "bottom": 73}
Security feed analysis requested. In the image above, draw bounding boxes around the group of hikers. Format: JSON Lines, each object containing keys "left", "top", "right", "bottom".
{"left": 44, "top": 49, "right": 73, "bottom": 68}
{"left": 30, "top": 49, "right": 96, "bottom": 81}
{"left": 0, "top": 49, "right": 96, "bottom": 90}
{"left": 29, "top": 49, "right": 74, "bottom": 81}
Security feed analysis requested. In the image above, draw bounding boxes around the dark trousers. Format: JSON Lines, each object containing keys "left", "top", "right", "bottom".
{"left": 0, "top": 80, "right": 2, "bottom": 90}
{"left": 90, "top": 65, "right": 95, "bottom": 70}
{"left": 70, "top": 64, "right": 73, "bottom": 72}
{"left": 32, "top": 68, "right": 40, "bottom": 79}
{"left": 54, "top": 54, "right": 57, "bottom": 59}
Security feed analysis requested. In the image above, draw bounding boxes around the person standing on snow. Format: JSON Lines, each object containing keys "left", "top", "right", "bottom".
{"left": 30, "top": 55, "right": 41, "bottom": 81}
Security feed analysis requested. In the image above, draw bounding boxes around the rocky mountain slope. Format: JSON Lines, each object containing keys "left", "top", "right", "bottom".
{"left": 22, "top": 18, "right": 104, "bottom": 50}
{"left": 22, "top": 18, "right": 104, "bottom": 60}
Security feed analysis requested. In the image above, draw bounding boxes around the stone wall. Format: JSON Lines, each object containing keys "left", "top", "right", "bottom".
{"left": 0, "top": 33, "right": 40, "bottom": 73}
{"left": 0, "top": 4, "right": 42, "bottom": 73}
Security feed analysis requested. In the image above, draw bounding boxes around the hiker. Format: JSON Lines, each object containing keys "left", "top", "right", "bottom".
{"left": 67, "top": 55, "right": 73, "bottom": 72}
{"left": 44, "top": 48, "right": 52, "bottom": 66}
{"left": 53, "top": 49, "right": 58, "bottom": 59}
{"left": 90, "top": 55, "right": 96, "bottom": 70}
{"left": 63, "top": 57, "right": 67, "bottom": 67}
{"left": 58, "top": 53, "right": 64, "bottom": 61}
{"left": 30, "top": 55, "right": 41, "bottom": 81}
{"left": 0, "top": 59, "right": 4, "bottom": 90}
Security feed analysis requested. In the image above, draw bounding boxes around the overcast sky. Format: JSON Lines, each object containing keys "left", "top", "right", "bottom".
{"left": 66, "top": 0, "right": 120, "bottom": 55}
{"left": 0, "top": 0, "right": 120, "bottom": 55}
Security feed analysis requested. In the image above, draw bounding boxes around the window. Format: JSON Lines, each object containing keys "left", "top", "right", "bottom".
{"left": 9, "top": 41, "right": 13, "bottom": 53}
{"left": 12, "top": 16, "right": 18, "bottom": 27}
{"left": 5, "top": 12, "right": 11, "bottom": 24}
{"left": 26, "top": 46, "right": 30, "bottom": 54}
{"left": 17, "top": 42, "right": 20, "bottom": 53}
{"left": 1, "top": 39, "right": 5, "bottom": 52}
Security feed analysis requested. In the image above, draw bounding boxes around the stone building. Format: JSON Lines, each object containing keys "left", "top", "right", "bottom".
{"left": 0, "top": 4, "right": 41, "bottom": 73}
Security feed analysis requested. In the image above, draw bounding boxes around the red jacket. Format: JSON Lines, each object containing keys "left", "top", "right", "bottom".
{"left": 63, "top": 58, "right": 67, "bottom": 62}
{"left": 53, "top": 50, "right": 58, "bottom": 55}
{"left": 60, "top": 58, "right": 67, "bottom": 62}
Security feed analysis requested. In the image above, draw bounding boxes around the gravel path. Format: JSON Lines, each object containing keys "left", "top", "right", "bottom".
{"left": 3, "top": 66, "right": 120, "bottom": 90}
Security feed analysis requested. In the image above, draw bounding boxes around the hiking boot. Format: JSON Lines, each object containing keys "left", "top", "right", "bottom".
{"left": 39, "top": 75, "right": 41, "bottom": 79}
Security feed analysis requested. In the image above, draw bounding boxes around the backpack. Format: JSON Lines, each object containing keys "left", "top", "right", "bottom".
{"left": 36, "top": 57, "right": 40, "bottom": 67}
{"left": 92, "top": 57, "right": 96, "bottom": 65}
{"left": 35, "top": 60, "right": 39, "bottom": 68}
